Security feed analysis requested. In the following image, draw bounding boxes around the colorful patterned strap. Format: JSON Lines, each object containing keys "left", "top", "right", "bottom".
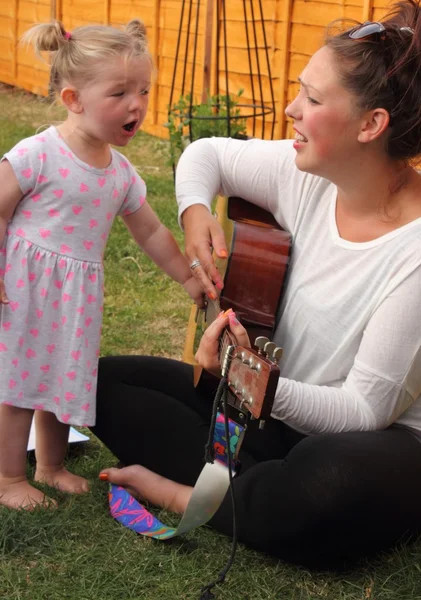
{"left": 108, "top": 412, "right": 245, "bottom": 539}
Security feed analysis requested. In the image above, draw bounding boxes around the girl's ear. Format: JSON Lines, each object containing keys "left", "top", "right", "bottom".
{"left": 60, "top": 87, "right": 83, "bottom": 114}
{"left": 357, "top": 108, "right": 390, "bottom": 144}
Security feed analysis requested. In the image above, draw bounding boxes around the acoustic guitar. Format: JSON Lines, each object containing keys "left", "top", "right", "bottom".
{"left": 194, "top": 196, "right": 292, "bottom": 425}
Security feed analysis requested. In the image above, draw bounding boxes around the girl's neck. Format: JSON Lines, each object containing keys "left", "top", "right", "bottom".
{"left": 57, "top": 120, "right": 112, "bottom": 169}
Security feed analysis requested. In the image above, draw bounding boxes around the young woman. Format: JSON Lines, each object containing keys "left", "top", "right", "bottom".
{"left": 92, "top": 0, "right": 421, "bottom": 568}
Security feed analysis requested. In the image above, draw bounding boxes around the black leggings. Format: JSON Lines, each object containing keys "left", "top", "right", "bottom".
{"left": 91, "top": 355, "right": 421, "bottom": 569}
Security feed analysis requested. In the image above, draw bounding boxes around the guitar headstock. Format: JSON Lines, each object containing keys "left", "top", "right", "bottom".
{"left": 224, "top": 337, "right": 282, "bottom": 421}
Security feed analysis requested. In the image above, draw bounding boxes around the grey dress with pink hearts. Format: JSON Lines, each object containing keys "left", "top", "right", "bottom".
{"left": 0, "top": 126, "right": 146, "bottom": 426}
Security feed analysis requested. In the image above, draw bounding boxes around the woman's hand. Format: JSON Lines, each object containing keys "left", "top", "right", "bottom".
{"left": 0, "top": 277, "right": 8, "bottom": 304}
{"left": 182, "top": 205, "right": 228, "bottom": 300}
{"left": 195, "top": 309, "right": 251, "bottom": 377}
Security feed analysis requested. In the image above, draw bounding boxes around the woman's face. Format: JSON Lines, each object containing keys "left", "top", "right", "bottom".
{"left": 285, "top": 46, "right": 365, "bottom": 179}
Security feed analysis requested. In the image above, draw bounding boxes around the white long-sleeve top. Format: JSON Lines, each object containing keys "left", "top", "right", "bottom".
{"left": 176, "top": 137, "right": 421, "bottom": 437}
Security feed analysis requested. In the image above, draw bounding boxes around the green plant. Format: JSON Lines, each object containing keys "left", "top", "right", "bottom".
{"left": 164, "top": 90, "right": 247, "bottom": 166}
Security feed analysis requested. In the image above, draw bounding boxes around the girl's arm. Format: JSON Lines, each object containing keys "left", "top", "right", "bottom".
{"left": 0, "top": 160, "right": 24, "bottom": 303}
{"left": 122, "top": 202, "right": 205, "bottom": 306}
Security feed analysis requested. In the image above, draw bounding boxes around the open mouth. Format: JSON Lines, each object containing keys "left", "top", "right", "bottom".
{"left": 123, "top": 121, "right": 137, "bottom": 132}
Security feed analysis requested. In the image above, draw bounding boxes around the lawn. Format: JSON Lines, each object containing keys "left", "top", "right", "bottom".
{"left": 1, "top": 84, "right": 421, "bottom": 600}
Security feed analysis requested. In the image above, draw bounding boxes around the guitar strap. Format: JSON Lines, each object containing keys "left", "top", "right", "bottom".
{"left": 107, "top": 410, "right": 246, "bottom": 539}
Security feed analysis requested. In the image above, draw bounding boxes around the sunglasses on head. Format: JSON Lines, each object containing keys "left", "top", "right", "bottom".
{"left": 349, "top": 21, "right": 386, "bottom": 40}
{"left": 348, "top": 21, "right": 414, "bottom": 41}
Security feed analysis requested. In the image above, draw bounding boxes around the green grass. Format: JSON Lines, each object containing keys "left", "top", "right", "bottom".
{"left": 1, "top": 83, "right": 421, "bottom": 600}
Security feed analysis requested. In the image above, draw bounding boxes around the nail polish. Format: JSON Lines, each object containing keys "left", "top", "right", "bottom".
{"left": 99, "top": 472, "right": 108, "bottom": 481}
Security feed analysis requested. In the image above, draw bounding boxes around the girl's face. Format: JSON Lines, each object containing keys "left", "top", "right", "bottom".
{"left": 75, "top": 54, "right": 152, "bottom": 147}
{"left": 285, "top": 46, "right": 365, "bottom": 179}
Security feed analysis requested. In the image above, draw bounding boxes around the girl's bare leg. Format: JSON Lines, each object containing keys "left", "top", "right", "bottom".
{"left": 100, "top": 465, "right": 193, "bottom": 514}
{"left": 0, "top": 404, "right": 55, "bottom": 509}
{"left": 34, "top": 411, "right": 89, "bottom": 494}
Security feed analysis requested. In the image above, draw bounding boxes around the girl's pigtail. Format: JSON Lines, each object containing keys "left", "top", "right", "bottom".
{"left": 20, "top": 20, "right": 68, "bottom": 57}
{"left": 125, "top": 19, "right": 148, "bottom": 43}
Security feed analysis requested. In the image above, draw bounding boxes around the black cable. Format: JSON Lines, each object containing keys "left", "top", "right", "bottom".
{"left": 200, "top": 380, "right": 239, "bottom": 600}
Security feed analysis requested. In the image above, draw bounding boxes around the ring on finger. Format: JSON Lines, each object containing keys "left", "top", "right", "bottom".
{"left": 189, "top": 258, "right": 201, "bottom": 270}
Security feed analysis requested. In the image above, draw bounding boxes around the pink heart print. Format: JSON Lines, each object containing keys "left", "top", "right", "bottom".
{"left": 39, "top": 228, "right": 51, "bottom": 239}
{"left": 21, "top": 168, "right": 32, "bottom": 179}
{"left": 0, "top": 343, "right": 8, "bottom": 352}
{"left": 72, "top": 205, "right": 83, "bottom": 215}
{"left": 59, "top": 168, "right": 70, "bottom": 178}
{"left": 65, "top": 391, "right": 75, "bottom": 401}
{"left": 61, "top": 414, "right": 71, "bottom": 423}
{"left": 80, "top": 183, "right": 89, "bottom": 192}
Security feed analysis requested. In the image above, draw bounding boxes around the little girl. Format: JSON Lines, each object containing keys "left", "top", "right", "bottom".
{"left": 0, "top": 19, "right": 203, "bottom": 510}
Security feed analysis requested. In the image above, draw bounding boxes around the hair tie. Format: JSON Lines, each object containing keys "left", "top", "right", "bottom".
{"left": 64, "top": 31, "right": 72, "bottom": 40}
{"left": 400, "top": 26, "right": 414, "bottom": 34}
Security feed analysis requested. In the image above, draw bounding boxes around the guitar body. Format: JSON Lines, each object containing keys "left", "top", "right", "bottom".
{"left": 194, "top": 196, "right": 291, "bottom": 415}
{"left": 219, "top": 196, "right": 291, "bottom": 343}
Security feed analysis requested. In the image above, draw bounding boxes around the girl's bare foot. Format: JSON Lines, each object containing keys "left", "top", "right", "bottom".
{"left": 35, "top": 466, "right": 90, "bottom": 494}
{"left": 100, "top": 465, "right": 193, "bottom": 514}
{"left": 0, "top": 476, "right": 57, "bottom": 510}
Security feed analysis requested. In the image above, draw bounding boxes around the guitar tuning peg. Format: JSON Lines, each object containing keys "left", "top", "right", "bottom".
{"left": 263, "top": 341, "right": 276, "bottom": 359}
{"left": 273, "top": 347, "right": 284, "bottom": 363}
{"left": 255, "top": 336, "right": 270, "bottom": 354}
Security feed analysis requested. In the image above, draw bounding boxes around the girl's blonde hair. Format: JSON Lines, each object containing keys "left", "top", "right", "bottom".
{"left": 21, "top": 19, "right": 150, "bottom": 93}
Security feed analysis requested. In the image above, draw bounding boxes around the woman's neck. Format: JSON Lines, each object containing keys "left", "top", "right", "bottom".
{"left": 57, "top": 119, "right": 112, "bottom": 169}
{"left": 333, "top": 157, "right": 421, "bottom": 242}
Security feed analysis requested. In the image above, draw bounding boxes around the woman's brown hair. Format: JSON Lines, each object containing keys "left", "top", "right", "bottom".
{"left": 326, "top": 0, "right": 421, "bottom": 161}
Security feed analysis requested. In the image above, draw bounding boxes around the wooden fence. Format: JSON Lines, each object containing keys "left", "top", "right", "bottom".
{"left": 0, "top": 0, "right": 391, "bottom": 140}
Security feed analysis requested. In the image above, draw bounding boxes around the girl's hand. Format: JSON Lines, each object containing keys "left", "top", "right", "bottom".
{"left": 183, "top": 276, "right": 206, "bottom": 308}
{"left": 182, "top": 205, "right": 228, "bottom": 299}
{"left": 195, "top": 310, "right": 251, "bottom": 377}
{"left": 0, "top": 278, "right": 9, "bottom": 304}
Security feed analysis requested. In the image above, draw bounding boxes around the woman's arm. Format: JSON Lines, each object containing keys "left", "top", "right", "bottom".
{"left": 176, "top": 137, "right": 301, "bottom": 297}
{"left": 272, "top": 267, "right": 421, "bottom": 434}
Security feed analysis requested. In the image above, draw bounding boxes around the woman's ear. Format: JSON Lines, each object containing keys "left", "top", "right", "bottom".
{"left": 358, "top": 108, "right": 390, "bottom": 144}
{"left": 60, "top": 87, "right": 83, "bottom": 114}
